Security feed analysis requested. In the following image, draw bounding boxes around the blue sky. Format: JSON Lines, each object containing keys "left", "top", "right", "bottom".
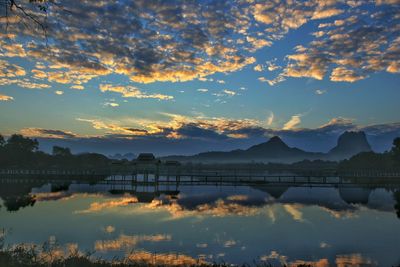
{"left": 0, "top": 0, "right": 400, "bottom": 155}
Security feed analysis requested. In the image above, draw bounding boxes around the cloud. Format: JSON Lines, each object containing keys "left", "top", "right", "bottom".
{"left": 0, "top": 1, "right": 261, "bottom": 86}
{"left": 266, "top": 112, "right": 274, "bottom": 126}
{"left": 103, "top": 225, "right": 115, "bottom": 234}
{"left": 0, "top": 78, "right": 50, "bottom": 89}
{"left": 70, "top": 85, "right": 84, "bottom": 90}
{"left": 335, "top": 254, "right": 376, "bottom": 267}
{"left": 266, "top": 60, "right": 280, "bottom": 71}
{"left": 375, "top": 0, "right": 400, "bottom": 5}
{"left": 258, "top": 75, "right": 285, "bottom": 86}
{"left": 99, "top": 84, "right": 173, "bottom": 100}
{"left": 0, "top": 59, "right": 26, "bottom": 77}
{"left": 15, "top": 117, "right": 400, "bottom": 155}
{"left": 222, "top": 89, "right": 237, "bottom": 96}
{"left": 274, "top": 5, "right": 400, "bottom": 83}
{"left": 103, "top": 102, "right": 119, "bottom": 107}
{"left": 76, "top": 118, "right": 152, "bottom": 136}
{"left": 20, "top": 128, "right": 77, "bottom": 139}
{"left": 2, "top": 0, "right": 395, "bottom": 90}
{"left": 315, "top": 89, "right": 326, "bottom": 95}
{"left": 330, "top": 67, "right": 366, "bottom": 82}
{"left": 254, "top": 64, "right": 264, "bottom": 71}
{"left": 55, "top": 90, "right": 64, "bottom": 95}
{"left": 145, "top": 197, "right": 264, "bottom": 219}
{"left": 94, "top": 234, "right": 171, "bottom": 252}
{"left": 223, "top": 239, "right": 237, "bottom": 247}
{"left": 283, "top": 115, "right": 302, "bottom": 130}
{"left": 311, "top": 8, "right": 343, "bottom": 20}
{"left": 283, "top": 204, "right": 304, "bottom": 222}
{"left": 77, "top": 196, "right": 138, "bottom": 213}
{"left": 0, "top": 94, "right": 14, "bottom": 101}
{"left": 126, "top": 250, "right": 207, "bottom": 266}
{"left": 197, "top": 88, "right": 208, "bottom": 92}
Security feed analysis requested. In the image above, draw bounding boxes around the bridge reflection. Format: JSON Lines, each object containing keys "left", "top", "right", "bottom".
{"left": 1, "top": 176, "right": 400, "bottom": 217}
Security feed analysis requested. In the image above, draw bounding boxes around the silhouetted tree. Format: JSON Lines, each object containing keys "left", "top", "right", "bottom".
{"left": 52, "top": 146, "right": 71, "bottom": 157}
{"left": 0, "top": 134, "right": 5, "bottom": 147}
{"left": 338, "top": 151, "right": 394, "bottom": 170}
{"left": 1, "top": 0, "right": 50, "bottom": 29}
{"left": 0, "top": 134, "right": 39, "bottom": 167}
{"left": 394, "top": 191, "right": 400, "bottom": 219}
{"left": 2, "top": 195, "right": 36, "bottom": 212}
{"left": 392, "top": 137, "right": 400, "bottom": 162}
{"left": 5, "top": 134, "right": 38, "bottom": 153}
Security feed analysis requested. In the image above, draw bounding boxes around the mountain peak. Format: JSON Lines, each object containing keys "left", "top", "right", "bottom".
{"left": 268, "top": 136, "right": 285, "bottom": 144}
{"left": 329, "top": 131, "right": 372, "bottom": 159}
{"left": 246, "top": 135, "right": 294, "bottom": 154}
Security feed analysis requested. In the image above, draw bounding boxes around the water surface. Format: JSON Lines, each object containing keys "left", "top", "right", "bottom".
{"left": 1, "top": 179, "right": 400, "bottom": 266}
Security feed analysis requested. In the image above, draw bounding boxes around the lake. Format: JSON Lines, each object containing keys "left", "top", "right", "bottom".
{"left": 1, "top": 178, "right": 400, "bottom": 266}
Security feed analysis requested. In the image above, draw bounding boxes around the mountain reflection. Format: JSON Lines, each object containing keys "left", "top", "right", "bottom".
{"left": 0, "top": 181, "right": 399, "bottom": 220}
{"left": 1, "top": 180, "right": 399, "bottom": 266}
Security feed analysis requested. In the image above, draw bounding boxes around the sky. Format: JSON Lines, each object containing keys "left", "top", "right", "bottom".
{"left": 0, "top": 0, "right": 400, "bottom": 155}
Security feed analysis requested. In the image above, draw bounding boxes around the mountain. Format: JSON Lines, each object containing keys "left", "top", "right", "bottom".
{"left": 245, "top": 136, "right": 310, "bottom": 158}
{"left": 164, "top": 136, "right": 323, "bottom": 163}
{"left": 163, "top": 131, "right": 373, "bottom": 163}
{"left": 328, "top": 131, "right": 372, "bottom": 160}
{"left": 108, "top": 153, "right": 136, "bottom": 161}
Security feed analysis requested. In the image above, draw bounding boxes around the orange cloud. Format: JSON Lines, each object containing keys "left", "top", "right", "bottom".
{"left": 0, "top": 94, "right": 14, "bottom": 101}
{"left": 126, "top": 250, "right": 207, "bottom": 266}
{"left": 99, "top": 84, "right": 173, "bottom": 100}
{"left": 94, "top": 234, "right": 171, "bottom": 252}
{"left": 78, "top": 196, "right": 139, "bottom": 213}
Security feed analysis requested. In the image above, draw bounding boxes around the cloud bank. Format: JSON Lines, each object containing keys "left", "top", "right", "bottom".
{"left": 13, "top": 115, "right": 400, "bottom": 155}
{"left": 1, "top": 0, "right": 399, "bottom": 90}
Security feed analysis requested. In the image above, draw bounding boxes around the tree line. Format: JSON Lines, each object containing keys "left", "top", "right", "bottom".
{"left": 0, "top": 134, "right": 110, "bottom": 169}
{"left": 0, "top": 133, "right": 399, "bottom": 170}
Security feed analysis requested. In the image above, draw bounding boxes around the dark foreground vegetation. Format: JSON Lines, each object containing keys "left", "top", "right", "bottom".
{"left": 0, "top": 134, "right": 109, "bottom": 169}
{"left": 0, "top": 245, "right": 317, "bottom": 267}
{"left": 0, "top": 244, "right": 399, "bottom": 267}
{"left": 0, "top": 237, "right": 314, "bottom": 267}
{"left": 0, "top": 133, "right": 399, "bottom": 172}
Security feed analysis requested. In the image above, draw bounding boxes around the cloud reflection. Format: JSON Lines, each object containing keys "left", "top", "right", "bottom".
{"left": 94, "top": 234, "right": 171, "bottom": 252}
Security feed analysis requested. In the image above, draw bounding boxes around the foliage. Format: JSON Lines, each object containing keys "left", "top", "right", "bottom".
{"left": 0, "top": 134, "right": 5, "bottom": 147}
{"left": 338, "top": 138, "right": 400, "bottom": 171}
{"left": 0, "top": 133, "right": 111, "bottom": 169}
{"left": 338, "top": 151, "right": 395, "bottom": 170}
{"left": 395, "top": 191, "right": 400, "bottom": 219}
{"left": 6, "top": 134, "right": 39, "bottom": 152}
{"left": 392, "top": 137, "right": 400, "bottom": 162}
{"left": 52, "top": 146, "right": 71, "bottom": 157}
{"left": 0, "top": 244, "right": 312, "bottom": 267}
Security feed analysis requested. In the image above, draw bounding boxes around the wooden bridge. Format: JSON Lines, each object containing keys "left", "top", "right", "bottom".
{"left": 1, "top": 168, "right": 400, "bottom": 187}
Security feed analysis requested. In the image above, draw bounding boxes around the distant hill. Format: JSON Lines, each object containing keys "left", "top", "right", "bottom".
{"left": 164, "top": 136, "right": 323, "bottom": 163}
{"left": 108, "top": 153, "right": 136, "bottom": 161}
{"left": 163, "top": 131, "right": 372, "bottom": 163}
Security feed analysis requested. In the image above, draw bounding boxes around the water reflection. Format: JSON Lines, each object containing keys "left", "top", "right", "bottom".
{"left": 0, "top": 179, "right": 400, "bottom": 266}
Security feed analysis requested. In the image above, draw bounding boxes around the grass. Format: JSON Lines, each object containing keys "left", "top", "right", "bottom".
{"left": 1, "top": 242, "right": 399, "bottom": 267}
{"left": 0, "top": 243, "right": 311, "bottom": 267}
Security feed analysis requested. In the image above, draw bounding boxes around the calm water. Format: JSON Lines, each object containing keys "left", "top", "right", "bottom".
{"left": 1, "top": 179, "right": 400, "bottom": 266}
